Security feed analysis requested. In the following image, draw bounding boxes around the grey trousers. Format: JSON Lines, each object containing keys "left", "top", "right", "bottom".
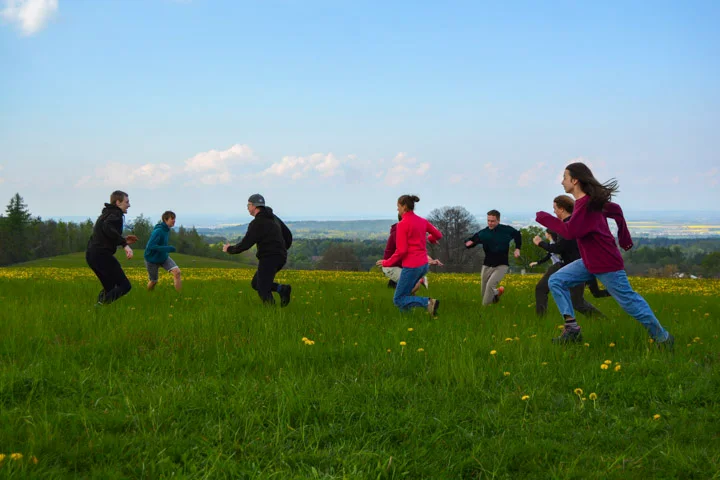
{"left": 481, "top": 265, "right": 509, "bottom": 305}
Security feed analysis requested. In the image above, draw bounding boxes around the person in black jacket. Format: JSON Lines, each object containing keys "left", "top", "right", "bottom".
{"left": 223, "top": 194, "right": 293, "bottom": 306}
{"left": 86, "top": 190, "right": 138, "bottom": 305}
{"left": 532, "top": 195, "right": 604, "bottom": 318}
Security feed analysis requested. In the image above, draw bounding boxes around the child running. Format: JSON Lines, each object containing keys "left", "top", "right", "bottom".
{"left": 144, "top": 211, "right": 181, "bottom": 292}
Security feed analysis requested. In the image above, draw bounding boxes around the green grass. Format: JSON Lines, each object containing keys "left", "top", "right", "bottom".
{"left": 0, "top": 261, "right": 718, "bottom": 478}
{"left": 17, "top": 251, "right": 250, "bottom": 269}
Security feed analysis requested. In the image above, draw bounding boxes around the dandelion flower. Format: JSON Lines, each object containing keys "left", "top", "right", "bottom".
{"left": 400, "top": 341, "right": 407, "bottom": 346}
{"left": 653, "top": 414, "right": 661, "bottom": 420}
{"left": 490, "top": 350, "right": 497, "bottom": 355}
{"left": 10, "top": 453, "right": 22, "bottom": 460}
{"left": 504, "top": 372, "right": 510, "bottom": 376}
{"left": 601, "top": 364, "right": 609, "bottom": 370}
{"left": 387, "top": 349, "right": 392, "bottom": 353}
{"left": 648, "top": 338, "right": 654, "bottom": 344}
{"left": 541, "top": 362, "right": 548, "bottom": 366}
{"left": 0, "top": 454, "right": 5, "bottom": 462}
{"left": 521, "top": 395, "right": 530, "bottom": 401}
{"left": 614, "top": 365, "right": 621, "bottom": 372}
{"left": 408, "top": 328, "right": 414, "bottom": 332}
{"left": 417, "top": 348, "right": 424, "bottom": 352}
{"left": 604, "top": 359, "right": 612, "bottom": 365}
{"left": 574, "top": 388, "right": 583, "bottom": 395}
{"left": 584, "top": 343, "right": 590, "bottom": 347}
{"left": 504, "top": 337, "right": 513, "bottom": 342}
{"left": 609, "top": 342, "right": 616, "bottom": 347}
{"left": 514, "top": 336, "right": 520, "bottom": 341}
{"left": 589, "top": 393, "right": 597, "bottom": 400}
{"left": 557, "top": 325, "right": 565, "bottom": 330}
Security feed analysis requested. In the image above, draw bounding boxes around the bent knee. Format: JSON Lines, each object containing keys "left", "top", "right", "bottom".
{"left": 171, "top": 268, "right": 182, "bottom": 277}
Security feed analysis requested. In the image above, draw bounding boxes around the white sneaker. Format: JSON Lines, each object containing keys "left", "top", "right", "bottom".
{"left": 421, "top": 276, "right": 429, "bottom": 289}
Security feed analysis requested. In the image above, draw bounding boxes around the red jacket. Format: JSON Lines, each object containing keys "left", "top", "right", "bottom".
{"left": 535, "top": 196, "right": 633, "bottom": 274}
{"left": 382, "top": 211, "right": 442, "bottom": 268}
{"left": 383, "top": 223, "right": 402, "bottom": 267}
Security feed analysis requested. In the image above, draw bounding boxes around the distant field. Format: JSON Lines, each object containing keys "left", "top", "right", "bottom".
{"left": 0, "top": 258, "right": 718, "bottom": 477}
{"left": 16, "top": 251, "right": 252, "bottom": 269}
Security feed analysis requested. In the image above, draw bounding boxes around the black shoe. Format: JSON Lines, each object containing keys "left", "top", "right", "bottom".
{"left": 387, "top": 280, "right": 397, "bottom": 289}
{"left": 279, "top": 285, "right": 292, "bottom": 307}
{"left": 657, "top": 333, "right": 674, "bottom": 351}
{"left": 552, "top": 327, "right": 583, "bottom": 344}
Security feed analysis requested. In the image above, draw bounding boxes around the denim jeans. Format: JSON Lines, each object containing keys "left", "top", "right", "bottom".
{"left": 548, "top": 259, "right": 669, "bottom": 341}
{"left": 393, "top": 263, "right": 430, "bottom": 311}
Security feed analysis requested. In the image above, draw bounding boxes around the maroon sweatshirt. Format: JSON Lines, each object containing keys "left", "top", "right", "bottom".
{"left": 535, "top": 196, "right": 633, "bottom": 274}
{"left": 383, "top": 223, "right": 402, "bottom": 267}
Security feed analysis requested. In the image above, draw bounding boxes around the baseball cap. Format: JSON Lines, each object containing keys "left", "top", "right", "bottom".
{"left": 248, "top": 194, "right": 266, "bottom": 206}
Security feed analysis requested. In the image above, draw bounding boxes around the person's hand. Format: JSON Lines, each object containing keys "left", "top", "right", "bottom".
{"left": 430, "top": 258, "right": 444, "bottom": 267}
{"left": 533, "top": 235, "right": 542, "bottom": 246}
{"left": 514, "top": 248, "right": 521, "bottom": 258}
{"left": 375, "top": 259, "right": 384, "bottom": 267}
{"left": 529, "top": 261, "right": 538, "bottom": 268}
{"left": 222, "top": 243, "right": 230, "bottom": 253}
{"left": 124, "top": 245, "right": 133, "bottom": 259}
{"left": 464, "top": 240, "right": 474, "bottom": 247}
{"left": 126, "top": 234, "right": 138, "bottom": 245}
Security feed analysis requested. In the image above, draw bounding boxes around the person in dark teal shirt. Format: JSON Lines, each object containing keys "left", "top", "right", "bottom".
{"left": 465, "top": 209, "right": 522, "bottom": 305}
{"left": 144, "top": 211, "right": 181, "bottom": 292}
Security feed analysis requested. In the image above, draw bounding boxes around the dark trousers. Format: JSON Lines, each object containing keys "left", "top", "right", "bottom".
{"left": 586, "top": 277, "right": 612, "bottom": 298}
{"left": 536, "top": 263, "right": 603, "bottom": 317}
{"left": 251, "top": 256, "right": 286, "bottom": 304}
{"left": 86, "top": 249, "right": 132, "bottom": 304}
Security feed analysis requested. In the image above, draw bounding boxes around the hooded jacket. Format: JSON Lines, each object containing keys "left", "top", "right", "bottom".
{"left": 227, "top": 207, "right": 292, "bottom": 259}
{"left": 144, "top": 222, "right": 176, "bottom": 264}
{"left": 87, "top": 204, "right": 127, "bottom": 254}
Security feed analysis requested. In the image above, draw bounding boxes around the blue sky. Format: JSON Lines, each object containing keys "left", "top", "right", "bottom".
{"left": 1, "top": 0, "right": 718, "bottom": 223}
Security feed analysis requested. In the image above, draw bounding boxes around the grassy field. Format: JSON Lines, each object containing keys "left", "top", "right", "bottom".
{"left": 0, "top": 254, "right": 718, "bottom": 478}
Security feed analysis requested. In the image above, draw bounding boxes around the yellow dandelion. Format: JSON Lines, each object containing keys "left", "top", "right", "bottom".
{"left": 557, "top": 325, "right": 565, "bottom": 330}
{"left": 589, "top": 393, "right": 597, "bottom": 400}
{"left": 400, "top": 341, "right": 407, "bottom": 346}
{"left": 648, "top": 338, "right": 654, "bottom": 344}
{"left": 705, "top": 313, "right": 710, "bottom": 317}
{"left": 584, "top": 343, "right": 590, "bottom": 347}
{"left": 604, "top": 359, "right": 612, "bottom": 365}
{"left": 541, "top": 362, "right": 548, "bottom": 366}
{"left": 693, "top": 337, "right": 701, "bottom": 343}
{"left": 653, "top": 414, "right": 661, "bottom": 420}
{"left": 614, "top": 365, "right": 621, "bottom": 372}
{"left": 354, "top": 342, "right": 358, "bottom": 346}
{"left": 574, "top": 388, "right": 583, "bottom": 395}
{"left": 504, "top": 337, "right": 513, "bottom": 342}
{"left": 521, "top": 395, "right": 530, "bottom": 401}
{"left": 490, "top": 350, "right": 497, "bottom": 355}
{"left": 302, "top": 337, "right": 308, "bottom": 342}
{"left": 407, "top": 328, "right": 414, "bottom": 332}
{"left": 0, "top": 454, "right": 5, "bottom": 462}
{"left": 504, "top": 372, "right": 510, "bottom": 376}
{"left": 417, "top": 348, "right": 424, "bottom": 352}
{"left": 514, "top": 336, "right": 520, "bottom": 341}
{"left": 387, "top": 349, "right": 392, "bottom": 353}
{"left": 601, "top": 364, "right": 609, "bottom": 370}
{"left": 609, "top": 342, "right": 616, "bottom": 347}
{"left": 10, "top": 453, "right": 22, "bottom": 460}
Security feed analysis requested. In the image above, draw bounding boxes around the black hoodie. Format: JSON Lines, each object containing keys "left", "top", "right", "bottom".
{"left": 227, "top": 207, "right": 292, "bottom": 259}
{"left": 87, "top": 203, "right": 127, "bottom": 254}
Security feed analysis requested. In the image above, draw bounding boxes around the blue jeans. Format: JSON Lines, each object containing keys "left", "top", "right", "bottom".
{"left": 548, "top": 259, "right": 669, "bottom": 341}
{"left": 393, "top": 263, "right": 430, "bottom": 311}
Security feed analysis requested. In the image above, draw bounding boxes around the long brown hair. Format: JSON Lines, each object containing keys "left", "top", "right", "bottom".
{"left": 565, "top": 162, "right": 619, "bottom": 211}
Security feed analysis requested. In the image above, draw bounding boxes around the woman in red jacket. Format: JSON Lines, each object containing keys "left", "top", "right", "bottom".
{"left": 376, "top": 195, "right": 442, "bottom": 315}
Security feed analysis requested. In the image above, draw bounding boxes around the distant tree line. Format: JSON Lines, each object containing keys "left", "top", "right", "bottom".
{"left": 1, "top": 193, "right": 719, "bottom": 277}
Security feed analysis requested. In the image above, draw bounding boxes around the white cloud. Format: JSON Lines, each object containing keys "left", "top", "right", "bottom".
{"left": 483, "top": 162, "right": 502, "bottom": 182}
{"left": 383, "top": 152, "right": 430, "bottom": 186}
{"left": 1, "top": 0, "right": 58, "bottom": 36}
{"left": 77, "top": 162, "right": 173, "bottom": 189}
{"left": 184, "top": 144, "right": 254, "bottom": 173}
{"left": 517, "top": 162, "right": 546, "bottom": 187}
{"left": 262, "top": 153, "right": 344, "bottom": 180}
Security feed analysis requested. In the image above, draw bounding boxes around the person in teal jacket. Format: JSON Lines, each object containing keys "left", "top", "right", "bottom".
{"left": 144, "top": 211, "right": 181, "bottom": 292}
{"left": 465, "top": 209, "right": 522, "bottom": 305}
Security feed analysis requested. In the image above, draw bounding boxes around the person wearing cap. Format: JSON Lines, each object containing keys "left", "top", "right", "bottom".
{"left": 223, "top": 194, "right": 293, "bottom": 306}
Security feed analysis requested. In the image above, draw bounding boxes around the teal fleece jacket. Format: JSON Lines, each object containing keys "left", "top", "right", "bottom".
{"left": 144, "top": 222, "right": 176, "bottom": 264}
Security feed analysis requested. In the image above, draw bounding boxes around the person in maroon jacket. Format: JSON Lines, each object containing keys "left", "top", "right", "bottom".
{"left": 535, "top": 162, "right": 674, "bottom": 347}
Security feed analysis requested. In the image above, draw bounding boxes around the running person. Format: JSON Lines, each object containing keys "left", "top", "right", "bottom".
{"left": 382, "top": 213, "right": 443, "bottom": 291}
{"left": 464, "top": 210, "right": 522, "bottom": 305}
{"left": 144, "top": 211, "right": 181, "bottom": 292}
{"left": 223, "top": 194, "right": 292, "bottom": 306}
{"left": 536, "top": 162, "right": 674, "bottom": 346}
{"left": 376, "top": 195, "right": 442, "bottom": 315}
{"left": 86, "top": 190, "right": 137, "bottom": 305}
{"left": 531, "top": 195, "right": 604, "bottom": 318}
